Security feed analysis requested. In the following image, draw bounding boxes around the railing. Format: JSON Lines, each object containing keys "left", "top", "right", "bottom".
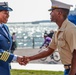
{"left": 16, "top": 37, "right": 44, "bottom": 49}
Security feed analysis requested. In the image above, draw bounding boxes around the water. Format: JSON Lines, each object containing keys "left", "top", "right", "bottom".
{"left": 7, "top": 21, "right": 58, "bottom": 48}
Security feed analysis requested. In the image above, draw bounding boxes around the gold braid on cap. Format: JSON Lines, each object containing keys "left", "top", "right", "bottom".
{"left": 52, "top": 6, "right": 59, "bottom": 9}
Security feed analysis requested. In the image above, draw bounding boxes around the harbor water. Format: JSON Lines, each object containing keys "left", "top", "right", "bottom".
{"left": 7, "top": 21, "right": 58, "bottom": 48}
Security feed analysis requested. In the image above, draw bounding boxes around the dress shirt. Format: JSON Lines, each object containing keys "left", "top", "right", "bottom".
{"left": 12, "top": 55, "right": 17, "bottom": 61}
{"left": 1, "top": 24, "right": 8, "bottom": 36}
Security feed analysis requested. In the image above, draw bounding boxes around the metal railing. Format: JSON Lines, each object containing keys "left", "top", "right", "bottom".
{"left": 16, "top": 37, "right": 44, "bottom": 49}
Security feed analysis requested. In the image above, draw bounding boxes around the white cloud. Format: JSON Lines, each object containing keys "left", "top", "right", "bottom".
{"left": 8, "top": 0, "right": 51, "bottom": 22}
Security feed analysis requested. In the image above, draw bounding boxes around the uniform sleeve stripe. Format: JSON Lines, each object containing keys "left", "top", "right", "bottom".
{"left": 0, "top": 51, "right": 10, "bottom": 62}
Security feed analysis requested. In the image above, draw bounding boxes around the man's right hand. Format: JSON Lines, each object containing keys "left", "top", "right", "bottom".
{"left": 17, "top": 56, "right": 26, "bottom": 65}
{"left": 17, "top": 56, "right": 30, "bottom": 65}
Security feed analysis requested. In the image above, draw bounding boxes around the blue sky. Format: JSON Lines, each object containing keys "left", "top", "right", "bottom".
{"left": 1, "top": 0, "right": 76, "bottom": 22}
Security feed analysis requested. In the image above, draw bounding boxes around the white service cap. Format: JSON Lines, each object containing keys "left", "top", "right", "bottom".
{"left": 48, "top": 0, "right": 73, "bottom": 11}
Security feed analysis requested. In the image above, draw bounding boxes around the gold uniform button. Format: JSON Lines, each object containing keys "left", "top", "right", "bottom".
{"left": 8, "top": 42, "right": 10, "bottom": 43}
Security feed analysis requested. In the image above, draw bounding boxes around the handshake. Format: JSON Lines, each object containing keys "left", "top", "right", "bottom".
{"left": 17, "top": 56, "right": 30, "bottom": 65}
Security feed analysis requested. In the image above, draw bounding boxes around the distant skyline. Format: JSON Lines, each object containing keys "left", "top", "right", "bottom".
{"left": 0, "top": 0, "right": 76, "bottom": 22}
